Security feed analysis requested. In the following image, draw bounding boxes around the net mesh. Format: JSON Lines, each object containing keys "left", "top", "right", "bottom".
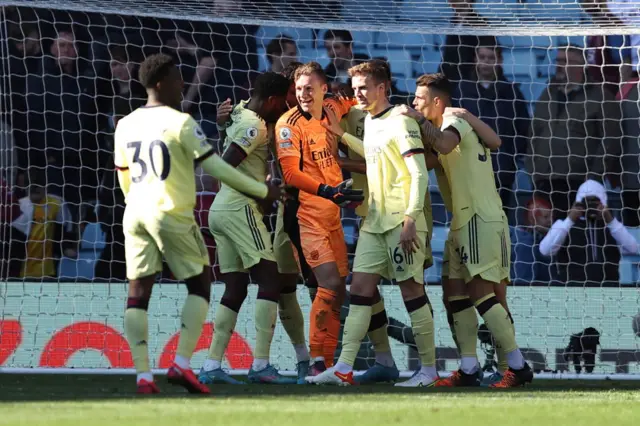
{"left": 1, "top": 2, "right": 639, "bottom": 375}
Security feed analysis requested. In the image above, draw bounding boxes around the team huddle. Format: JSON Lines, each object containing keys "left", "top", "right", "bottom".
{"left": 114, "top": 53, "right": 534, "bottom": 394}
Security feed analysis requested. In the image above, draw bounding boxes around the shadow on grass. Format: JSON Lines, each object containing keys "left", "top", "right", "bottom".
{"left": 1, "top": 374, "right": 640, "bottom": 403}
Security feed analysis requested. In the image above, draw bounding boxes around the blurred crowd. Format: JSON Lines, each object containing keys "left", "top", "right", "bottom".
{"left": 0, "top": 2, "right": 638, "bottom": 286}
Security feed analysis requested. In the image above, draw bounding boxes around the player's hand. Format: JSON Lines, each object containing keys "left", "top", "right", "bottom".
{"left": 317, "top": 179, "right": 364, "bottom": 208}
{"left": 568, "top": 202, "right": 585, "bottom": 222}
{"left": 391, "top": 105, "right": 422, "bottom": 122}
{"left": 444, "top": 107, "right": 470, "bottom": 120}
{"left": 400, "top": 216, "right": 420, "bottom": 255}
{"left": 320, "top": 107, "right": 345, "bottom": 138}
{"left": 216, "top": 98, "right": 233, "bottom": 126}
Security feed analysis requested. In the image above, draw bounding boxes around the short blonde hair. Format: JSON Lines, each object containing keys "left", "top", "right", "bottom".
{"left": 348, "top": 60, "right": 390, "bottom": 85}
{"left": 293, "top": 61, "right": 327, "bottom": 84}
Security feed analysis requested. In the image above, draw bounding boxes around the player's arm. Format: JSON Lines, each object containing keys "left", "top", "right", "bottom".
{"left": 221, "top": 121, "right": 267, "bottom": 168}
{"left": 397, "top": 118, "right": 429, "bottom": 253}
{"left": 215, "top": 98, "right": 233, "bottom": 145}
{"left": 182, "top": 118, "right": 273, "bottom": 200}
{"left": 393, "top": 105, "right": 462, "bottom": 155}
{"left": 113, "top": 125, "right": 131, "bottom": 198}
{"left": 399, "top": 118, "right": 429, "bottom": 221}
{"left": 445, "top": 107, "right": 502, "bottom": 150}
{"left": 338, "top": 157, "right": 366, "bottom": 174}
{"left": 320, "top": 108, "right": 365, "bottom": 157}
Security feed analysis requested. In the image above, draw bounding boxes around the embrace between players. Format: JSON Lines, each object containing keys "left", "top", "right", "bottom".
{"left": 114, "top": 53, "right": 533, "bottom": 394}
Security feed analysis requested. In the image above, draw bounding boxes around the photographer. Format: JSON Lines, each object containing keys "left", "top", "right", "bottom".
{"left": 539, "top": 180, "right": 639, "bottom": 285}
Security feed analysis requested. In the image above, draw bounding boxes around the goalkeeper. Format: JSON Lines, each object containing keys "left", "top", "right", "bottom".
{"left": 275, "top": 62, "right": 363, "bottom": 376}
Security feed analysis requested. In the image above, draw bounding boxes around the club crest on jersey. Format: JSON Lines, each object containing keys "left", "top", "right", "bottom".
{"left": 246, "top": 127, "right": 258, "bottom": 140}
{"left": 194, "top": 126, "right": 206, "bottom": 140}
{"left": 239, "top": 137, "right": 252, "bottom": 147}
{"left": 279, "top": 127, "right": 292, "bottom": 140}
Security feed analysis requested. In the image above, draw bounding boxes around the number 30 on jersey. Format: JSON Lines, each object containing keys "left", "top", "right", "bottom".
{"left": 127, "top": 140, "right": 171, "bottom": 183}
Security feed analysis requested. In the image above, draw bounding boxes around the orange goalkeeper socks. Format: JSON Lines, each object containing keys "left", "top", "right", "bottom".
{"left": 309, "top": 287, "right": 336, "bottom": 360}
{"left": 323, "top": 308, "right": 341, "bottom": 367}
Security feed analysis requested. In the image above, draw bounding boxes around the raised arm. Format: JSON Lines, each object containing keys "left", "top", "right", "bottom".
{"left": 444, "top": 107, "right": 502, "bottom": 150}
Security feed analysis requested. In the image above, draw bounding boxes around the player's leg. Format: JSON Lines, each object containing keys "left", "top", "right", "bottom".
{"left": 307, "top": 230, "right": 386, "bottom": 385}
{"left": 463, "top": 217, "right": 531, "bottom": 388}
{"left": 158, "top": 219, "right": 212, "bottom": 394}
{"left": 354, "top": 288, "right": 400, "bottom": 384}
{"left": 482, "top": 279, "right": 511, "bottom": 385}
{"left": 248, "top": 258, "right": 297, "bottom": 384}
{"left": 122, "top": 216, "right": 163, "bottom": 393}
{"left": 300, "top": 226, "right": 344, "bottom": 373}
{"left": 273, "top": 205, "right": 310, "bottom": 374}
{"left": 323, "top": 228, "right": 350, "bottom": 368}
{"left": 199, "top": 272, "right": 249, "bottom": 385}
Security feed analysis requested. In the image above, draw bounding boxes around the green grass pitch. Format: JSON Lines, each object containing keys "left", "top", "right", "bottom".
{"left": 1, "top": 375, "right": 640, "bottom": 426}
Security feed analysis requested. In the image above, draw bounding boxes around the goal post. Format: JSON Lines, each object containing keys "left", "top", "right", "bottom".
{"left": 1, "top": 1, "right": 639, "bottom": 378}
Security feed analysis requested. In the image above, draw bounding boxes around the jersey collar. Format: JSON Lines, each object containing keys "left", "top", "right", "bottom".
{"left": 371, "top": 105, "right": 394, "bottom": 120}
{"left": 297, "top": 104, "right": 327, "bottom": 121}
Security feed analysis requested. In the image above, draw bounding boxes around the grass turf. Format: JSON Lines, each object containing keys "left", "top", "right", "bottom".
{"left": 1, "top": 375, "right": 640, "bottom": 426}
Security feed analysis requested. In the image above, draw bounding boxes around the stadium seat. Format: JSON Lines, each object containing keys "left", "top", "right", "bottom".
{"left": 80, "top": 223, "right": 106, "bottom": 251}
{"left": 394, "top": 78, "right": 416, "bottom": 94}
{"left": 256, "top": 48, "right": 270, "bottom": 72}
{"left": 298, "top": 48, "right": 330, "bottom": 68}
{"left": 376, "top": 32, "right": 435, "bottom": 52}
{"left": 255, "top": 26, "right": 315, "bottom": 50}
{"left": 413, "top": 49, "right": 442, "bottom": 76}
{"left": 372, "top": 49, "right": 412, "bottom": 80}
{"left": 557, "top": 35, "right": 587, "bottom": 47}
{"left": 431, "top": 226, "right": 449, "bottom": 255}
{"left": 501, "top": 49, "right": 538, "bottom": 80}
{"left": 498, "top": 35, "right": 555, "bottom": 49}
{"left": 619, "top": 256, "right": 640, "bottom": 285}
{"left": 58, "top": 251, "right": 99, "bottom": 281}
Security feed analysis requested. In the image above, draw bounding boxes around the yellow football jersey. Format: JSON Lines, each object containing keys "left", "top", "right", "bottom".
{"left": 114, "top": 105, "right": 213, "bottom": 220}
{"left": 340, "top": 105, "right": 369, "bottom": 218}
{"left": 438, "top": 115, "right": 503, "bottom": 230}
{"left": 434, "top": 167, "right": 453, "bottom": 213}
{"left": 360, "top": 106, "right": 428, "bottom": 234}
{"left": 212, "top": 100, "right": 269, "bottom": 211}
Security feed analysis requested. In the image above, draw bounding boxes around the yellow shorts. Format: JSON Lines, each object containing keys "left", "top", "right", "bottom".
{"left": 441, "top": 237, "right": 451, "bottom": 279}
{"left": 423, "top": 198, "right": 434, "bottom": 270}
{"left": 123, "top": 211, "right": 209, "bottom": 281}
{"left": 448, "top": 215, "right": 510, "bottom": 284}
{"left": 353, "top": 225, "right": 427, "bottom": 284}
{"left": 273, "top": 203, "right": 300, "bottom": 275}
{"left": 209, "top": 204, "right": 275, "bottom": 274}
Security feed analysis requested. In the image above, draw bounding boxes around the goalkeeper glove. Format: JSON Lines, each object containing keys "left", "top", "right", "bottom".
{"left": 317, "top": 179, "right": 364, "bottom": 208}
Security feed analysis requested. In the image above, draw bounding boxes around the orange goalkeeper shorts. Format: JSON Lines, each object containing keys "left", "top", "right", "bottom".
{"left": 297, "top": 225, "right": 349, "bottom": 278}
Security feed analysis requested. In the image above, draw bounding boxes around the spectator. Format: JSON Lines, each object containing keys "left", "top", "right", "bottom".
{"left": 510, "top": 197, "right": 553, "bottom": 284}
{"left": 453, "top": 37, "right": 530, "bottom": 209}
{"left": 608, "top": 0, "right": 640, "bottom": 79}
{"left": 41, "top": 27, "right": 100, "bottom": 225}
{"left": 323, "top": 29, "right": 369, "bottom": 94}
{"left": 0, "top": 177, "right": 24, "bottom": 279}
{"left": 5, "top": 21, "right": 45, "bottom": 173}
{"left": 526, "top": 44, "right": 622, "bottom": 218}
{"left": 266, "top": 35, "right": 298, "bottom": 73}
{"left": 539, "top": 180, "right": 639, "bottom": 285}
{"left": 94, "top": 45, "right": 145, "bottom": 281}
{"left": 440, "top": 0, "right": 488, "bottom": 83}
{"left": 620, "top": 80, "right": 640, "bottom": 227}
{"left": 580, "top": 0, "right": 634, "bottom": 93}
{"left": 10, "top": 170, "right": 77, "bottom": 279}
{"left": 0, "top": 102, "right": 17, "bottom": 188}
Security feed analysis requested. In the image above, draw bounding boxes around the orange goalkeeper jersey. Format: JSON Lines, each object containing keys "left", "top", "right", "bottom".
{"left": 276, "top": 97, "right": 356, "bottom": 231}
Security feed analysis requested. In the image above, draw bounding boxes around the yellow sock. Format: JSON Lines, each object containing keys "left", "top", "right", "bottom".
{"left": 367, "top": 299, "right": 390, "bottom": 353}
{"left": 475, "top": 294, "right": 518, "bottom": 355}
{"left": 124, "top": 308, "right": 150, "bottom": 373}
{"left": 496, "top": 315, "right": 515, "bottom": 373}
{"left": 279, "top": 291, "right": 306, "bottom": 347}
{"left": 449, "top": 296, "right": 478, "bottom": 359}
{"left": 208, "top": 303, "right": 238, "bottom": 361}
{"left": 337, "top": 304, "right": 372, "bottom": 367}
{"left": 176, "top": 295, "right": 209, "bottom": 359}
{"left": 254, "top": 298, "right": 278, "bottom": 360}
{"left": 408, "top": 304, "right": 436, "bottom": 367}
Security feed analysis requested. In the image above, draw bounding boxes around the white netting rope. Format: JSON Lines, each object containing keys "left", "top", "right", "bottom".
{"left": 0, "top": 3, "right": 639, "bottom": 375}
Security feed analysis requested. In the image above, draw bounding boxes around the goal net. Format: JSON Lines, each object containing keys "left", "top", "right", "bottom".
{"left": 1, "top": 0, "right": 639, "bottom": 378}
